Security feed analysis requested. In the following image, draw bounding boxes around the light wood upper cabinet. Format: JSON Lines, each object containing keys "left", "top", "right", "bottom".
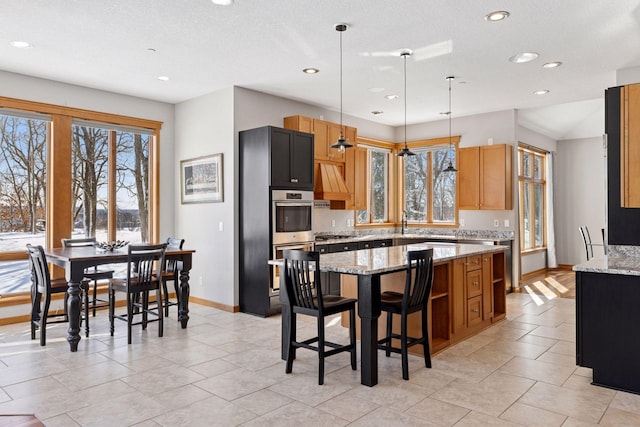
{"left": 284, "top": 115, "right": 356, "bottom": 163}
{"left": 459, "top": 144, "right": 512, "bottom": 210}
{"left": 344, "top": 146, "right": 367, "bottom": 210}
{"left": 621, "top": 83, "right": 640, "bottom": 207}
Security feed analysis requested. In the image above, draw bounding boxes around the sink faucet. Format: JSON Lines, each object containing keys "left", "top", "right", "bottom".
{"left": 401, "top": 210, "right": 407, "bottom": 235}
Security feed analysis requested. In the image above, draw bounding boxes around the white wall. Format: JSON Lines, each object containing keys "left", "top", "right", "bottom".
{"left": 174, "top": 87, "right": 236, "bottom": 306}
{"left": 555, "top": 136, "right": 606, "bottom": 265}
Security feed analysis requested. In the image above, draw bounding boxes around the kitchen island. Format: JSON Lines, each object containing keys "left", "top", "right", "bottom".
{"left": 275, "top": 242, "right": 507, "bottom": 386}
{"left": 574, "top": 252, "right": 640, "bottom": 394}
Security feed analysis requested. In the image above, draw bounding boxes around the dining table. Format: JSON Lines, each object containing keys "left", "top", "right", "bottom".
{"left": 44, "top": 245, "right": 195, "bottom": 352}
{"left": 274, "top": 242, "right": 506, "bottom": 387}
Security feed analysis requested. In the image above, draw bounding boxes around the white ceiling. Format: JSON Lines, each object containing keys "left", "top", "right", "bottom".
{"left": 2, "top": 0, "right": 640, "bottom": 139}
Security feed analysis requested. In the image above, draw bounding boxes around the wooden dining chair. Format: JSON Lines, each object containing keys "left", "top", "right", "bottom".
{"left": 161, "top": 237, "right": 185, "bottom": 316}
{"left": 282, "top": 249, "right": 357, "bottom": 385}
{"left": 27, "top": 244, "right": 89, "bottom": 345}
{"left": 377, "top": 248, "right": 434, "bottom": 380}
{"left": 62, "top": 237, "right": 114, "bottom": 317}
{"left": 109, "top": 243, "right": 167, "bottom": 344}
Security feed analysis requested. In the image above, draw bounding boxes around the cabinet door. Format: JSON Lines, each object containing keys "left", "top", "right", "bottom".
{"left": 459, "top": 147, "right": 480, "bottom": 209}
{"left": 270, "top": 128, "right": 292, "bottom": 187}
{"left": 290, "top": 131, "right": 314, "bottom": 188}
{"left": 313, "top": 120, "right": 330, "bottom": 160}
{"left": 467, "top": 296, "right": 483, "bottom": 326}
{"left": 480, "top": 144, "right": 512, "bottom": 210}
{"left": 452, "top": 257, "right": 467, "bottom": 335}
{"left": 621, "top": 83, "right": 640, "bottom": 207}
{"left": 283, "top": 115, "right": 313, "bottom": 133}
{"left": 482, "top": 253, "right": 493, "bottom": 319}
{"left": 466, "top": 269, "right": 482, "bottom": 298}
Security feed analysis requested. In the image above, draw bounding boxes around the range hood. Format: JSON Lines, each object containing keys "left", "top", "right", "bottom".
{"left": 314, "top": 163, "right": 350, "bottom": 201}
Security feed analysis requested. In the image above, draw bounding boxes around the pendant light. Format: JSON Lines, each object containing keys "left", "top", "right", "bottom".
{"left": 330, "top": 24, "right": 353, "bottom": 154}
{"left": 444, "top": 76, "right": 457, "bottom": 172}
{"left": 397, "top": 51, "right": 415, "bottom": 157}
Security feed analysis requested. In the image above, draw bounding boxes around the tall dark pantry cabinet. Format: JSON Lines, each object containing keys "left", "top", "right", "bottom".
{"left": 239, "top": 125, "right": 314, "bottom": 316}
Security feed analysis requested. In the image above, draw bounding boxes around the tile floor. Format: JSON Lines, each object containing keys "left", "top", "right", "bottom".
{"left": 1, "top": 293, "right": 640, "bottom": 426}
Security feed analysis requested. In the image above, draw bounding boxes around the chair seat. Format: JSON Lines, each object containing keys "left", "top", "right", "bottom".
{"left": 110, "top": 277, "right": 160, "bottom": 293}
{"left": 83, "top": 269, "right": 114, "bottom": 280}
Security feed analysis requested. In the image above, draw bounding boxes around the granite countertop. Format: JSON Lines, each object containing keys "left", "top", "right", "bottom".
{"left": 314, "top": 232, "right": 514, "bottom": 245}
{"left": 573, "top": 255, "right": 640, "bottom": 277}
{"left": 270, "top": 242, "right": 507, "bottom": 275}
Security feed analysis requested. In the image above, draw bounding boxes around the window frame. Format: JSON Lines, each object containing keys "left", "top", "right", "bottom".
{"left": 356, "top": 143, "right": 392, "bottom": 225}
{"left": 0, "top": 95, "right": 161, "bottom": 295}
{"left": 399, "top": 136, "right": 460, "bottom": 228}
{"left": 518, "top": 145, "right": 547, "bottom": 252}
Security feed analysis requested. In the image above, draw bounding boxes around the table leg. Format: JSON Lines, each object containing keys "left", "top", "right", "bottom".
{"left": 66, "top": 279, "right": 83, "bottom": 352}
{"left": 357, "top": 274, "right": 381, "bottom": 387}
{"left": 178, "top": 269, "right": 190, "bottom": 328}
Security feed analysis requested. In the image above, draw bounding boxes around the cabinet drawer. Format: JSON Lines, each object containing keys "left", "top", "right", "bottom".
{"left": 466, "top": 254, "right": 482, "bottom": 271}
{"left": 467, "top": 296, "right": 482, "bottom": 326}
{"left": 315, "top": 244, "right": 330, "bottom": 254}
{"left": 467, "top": 269, "right": 482, "bottom": 298}
{"left": 330, "top": 242, "right": 359, "bottom": 252}
{"left": 359, "top": 239, "right": 392, "bottom": 249}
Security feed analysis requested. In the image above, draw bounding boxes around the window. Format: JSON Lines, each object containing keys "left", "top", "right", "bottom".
{"left": 357, "top": 147, "right": 390, "bottom": 224}
{"left": 519, "top": 146, "right": 546, "bottom": 250}
{"left": 404, "top": 145, "right": 456, "bottom": 224}
{"left": 72, "top": 122, "right": 152, "bottom": 244}
{"left": 0, "top": 97, "right": 161, "bottom": 296}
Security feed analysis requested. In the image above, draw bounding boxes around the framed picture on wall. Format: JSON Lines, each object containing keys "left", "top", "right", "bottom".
{"left": 180, "top": 153, "right": 224, "bottom": 204}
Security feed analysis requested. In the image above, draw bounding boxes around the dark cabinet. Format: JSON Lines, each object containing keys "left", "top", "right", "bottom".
{"left": 239, "top": 125, "right": 314, "bottom": 317}
{"left": 270, "top": 127, "right": 314, "bottom": 190}
{"left": 359, "top": 239, "right": 392, "bottom": 249}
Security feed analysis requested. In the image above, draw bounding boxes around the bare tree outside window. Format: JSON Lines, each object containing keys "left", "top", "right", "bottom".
{"left": 404, "top": 146, "right": 456, "bottom": 223}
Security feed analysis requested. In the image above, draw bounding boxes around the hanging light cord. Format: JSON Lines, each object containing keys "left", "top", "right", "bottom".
{"left": 339, "top": 27, "right": 344, "bottom": 138}
{"left": 404, "top": 53, "right": 407, "bottom": 148}
{"left": 448, "top": 77, "right": 452, "bottom": 150}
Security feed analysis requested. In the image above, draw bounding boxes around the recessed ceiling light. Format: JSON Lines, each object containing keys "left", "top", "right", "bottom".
{"left": 157, "top": 76, "right": 170, "bottom": 81}
{"left": 302, "top": 68, "right": 319, "bottom": 74}
{"left": 509, "top": 52, "right": 539, "bottom": 63}
{"left": 371, "top": 111, "right": 384, "bottom": 115}
{"left": 211, "top": 0, "right": 233, "bottom": 5}
{"left": 385, "top": 95, "right": 399, "bottom": 100}
{"left": 485, "top": 11, "right": 510, "bottom": 21}
{"left": 534, "top": 90, "right": 549, "bottom": 95}
{"left": 10, "top": 40, "right": 33, "bottom": 49}
{"left": 543, "top": 61, "right": 563, "bottom": 68}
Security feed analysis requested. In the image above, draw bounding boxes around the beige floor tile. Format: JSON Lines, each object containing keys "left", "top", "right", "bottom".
{"left": 153, "top": 383, "right": 213, "bottom": 410}
{"left": 316, "top": 391, "right": 381, "bottom": 422}
{"left": 609, "top": 390, "right": 640, "bottom": 415}
{"left": 562, "top": 374, "right": 617, "bottom": 402}
{"left": 404, "top": 396, "right": 470, "bottom": 426}
{"left": 242, "top": 401, "right": 348, "bottom": 427}
{"left": 42, "top": 413, "right": 81, "bottom": 427}
{"left": 516, "top": 333, "right": 559, "bottom": 349}
{"left": 195, "top": 367, "right": 279, "bottom": 401}
{"left": 499, "top": 356, "right": 576, "bottom": 385}
{"left": 433, "top": 372, "right": 534, "bottom": 417}
{"left": 529, "top": 323, "right": 576, "bottom": 342}
{"left": 348, "top": 406, "right": 435, "bottom": 426}
{"left": 232, "top": 388, "right": 293, "bottom": 416}
{"left": 518, "top": 381, "right": 609, "bottom": 423}
{"left": 455, "top": 410, "right": 521, "bottom": 426}
{"left": 548, "top": 340, "right": 576, "bottom": 356}
{"left": 500, "top": 402, "right": 567, "bottom": 426}
{"left": 599, "top": 407, "right": 640, "bottom": 426}
{"left": 121, "top": 365, "right": 206, "bottom": 395}
{"left": 268, "top": 373, "right": 355, "bottom": 407}
{"left": 152, "top": 394, "right": 257, "bottom": 426}
{"left": 536, "top": 350, "right": 579, "bottom": 368}
{"left": 560, "top": 417, "right": 600, "bottom": 426}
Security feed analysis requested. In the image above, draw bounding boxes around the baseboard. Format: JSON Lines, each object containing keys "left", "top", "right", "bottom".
{"left": 189, "top": 296, "right": 239, "bottom": 313}
{"left": 554, "top": 264, "right": 574, "bottom": 271}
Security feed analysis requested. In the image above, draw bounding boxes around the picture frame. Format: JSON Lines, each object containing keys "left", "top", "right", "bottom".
{"left": 180, "top": 153, "right": 224, "bottom": 204}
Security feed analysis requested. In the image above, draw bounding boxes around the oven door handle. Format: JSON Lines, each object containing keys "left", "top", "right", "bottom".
{"left": 273, "top": 202, "right": 313, "bottom": 208}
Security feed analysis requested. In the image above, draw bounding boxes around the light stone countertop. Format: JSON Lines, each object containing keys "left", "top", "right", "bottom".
{"left": 271, "top": 242, "right": 507, "bottom": 275}
{"left": 573, "top": 255, "right": 640, "bottom": 277}
{"left": 314, "top": 232, "right": 514, "bottom": 245}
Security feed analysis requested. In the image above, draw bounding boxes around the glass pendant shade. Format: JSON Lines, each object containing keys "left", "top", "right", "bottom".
{"left": 330, "top": 23, "right": 352, "bottom": 153}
